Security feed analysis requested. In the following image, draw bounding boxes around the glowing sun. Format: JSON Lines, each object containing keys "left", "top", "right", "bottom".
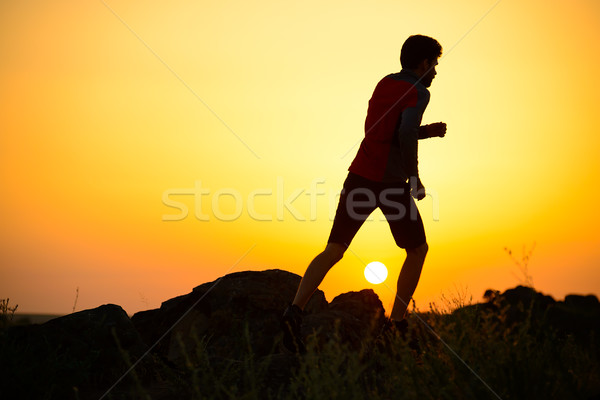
{"left": 364, "top": 261, "right": 388, "bottom": 284}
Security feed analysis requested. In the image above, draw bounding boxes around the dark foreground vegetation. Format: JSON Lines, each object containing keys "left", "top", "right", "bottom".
{"left": 1, "top": 270, "right": 599, "bottom": 399}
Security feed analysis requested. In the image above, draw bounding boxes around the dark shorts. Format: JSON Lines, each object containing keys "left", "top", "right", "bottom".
{"left": 327, "top": 172, "right": 426, "bottom": 249}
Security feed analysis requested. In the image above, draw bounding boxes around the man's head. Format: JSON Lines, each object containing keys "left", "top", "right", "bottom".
{"left": 400, "top": 35, "right": 442, "bottom": 87}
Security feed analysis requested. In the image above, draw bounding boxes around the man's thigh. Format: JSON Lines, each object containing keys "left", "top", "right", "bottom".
{"left": 378, "top": 183, "right": 426, "bottom": 249}
{"left": 327, "top": 173, "right": 378, "bottom": 247}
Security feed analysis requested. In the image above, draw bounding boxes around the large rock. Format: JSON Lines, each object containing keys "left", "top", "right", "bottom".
{"left": 303, "top": 289, "right": 385, "bottom": 349}
{"left": 0, "top": 304, "right": 168, "bottom": 399}
{"left": 131, "top": 269, "right": 386, "bottom": 368}
{"left": 480, "top": 285, "right": 600, "bottom": 342}
{"left": 132, "top": 269, "right": 325, "bottom": 366}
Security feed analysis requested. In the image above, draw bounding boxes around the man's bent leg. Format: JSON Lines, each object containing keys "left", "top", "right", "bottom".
{"left": 390, "top": 242, "right": 428, "bottom": 321}
{"left": 292, "top": 242, "right": 346, "bottom": 310}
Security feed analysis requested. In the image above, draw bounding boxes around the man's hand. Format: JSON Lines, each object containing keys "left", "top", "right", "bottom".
{"left": 410, "top": 177, "right": 426, "bottom": 201}
{"left": 423, "top": 122, "right": 447, "bottom": 138}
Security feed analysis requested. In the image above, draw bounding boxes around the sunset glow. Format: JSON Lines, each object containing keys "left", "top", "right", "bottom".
{"left": 1, "top": 0, "right": 599, "bottom": 315}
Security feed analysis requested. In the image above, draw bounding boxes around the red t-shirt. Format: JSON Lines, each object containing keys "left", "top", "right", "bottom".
{"left": 349, "top": 70, "right": 430, "bottom": 182}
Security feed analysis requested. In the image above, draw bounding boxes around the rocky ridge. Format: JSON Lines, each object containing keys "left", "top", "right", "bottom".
{"left": 1, "top": 269, "right": 598, "bottom": 399}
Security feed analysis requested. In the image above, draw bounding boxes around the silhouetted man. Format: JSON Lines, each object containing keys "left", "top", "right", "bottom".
{"left": 282, "top": 35, "right": 445, "bottom": 353}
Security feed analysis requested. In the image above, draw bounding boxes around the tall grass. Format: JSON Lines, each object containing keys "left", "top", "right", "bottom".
{"left": 0, "top": 298, "right": 18, "bottom": 329}
{"left": 2, "top": 294, "right": 598, "bottom": 399}
{"left": 167, "top": 297, "right": 599, "bottom": 400}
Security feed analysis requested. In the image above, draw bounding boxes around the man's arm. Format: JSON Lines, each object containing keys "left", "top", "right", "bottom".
{"left": 397, "top": 106, "right": 423, "bottom": 185}
{"left": 396, "top": 86, "right": 431, "bottom": 200}
{"left": 418, "top": 122, "right": 447, "bottom": 139}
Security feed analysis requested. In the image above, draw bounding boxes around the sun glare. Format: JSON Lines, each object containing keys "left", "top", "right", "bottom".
{"left": 364, "top": 261, "right": 388, "bottom": 285}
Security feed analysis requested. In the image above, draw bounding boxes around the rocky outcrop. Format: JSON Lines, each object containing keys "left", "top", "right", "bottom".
{"left": 131, "top": 269, "right": 384, "bottom": 368}
{"left": 0, "top": 304, "right": 168, "bottom": 399}
{"left": 1, "top": 269, "right": 386, "bottom": 399}
{"left": 480, "top": 285, "right": 600, "bottom": 341}
{"left": 2, "top": 271, "right": 598, "bottom": 399}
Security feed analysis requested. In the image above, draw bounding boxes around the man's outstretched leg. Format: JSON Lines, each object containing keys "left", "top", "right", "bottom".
{"left": 293, "top": 242, "right": 345, "bottom": 309}
{"left": 390, "top": 242, "right": 428, "bottom": 321}
{"left": 281, "top": 243, "right": 345, "bottom": 353}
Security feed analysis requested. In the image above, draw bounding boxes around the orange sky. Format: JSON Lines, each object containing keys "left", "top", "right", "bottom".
{"left": 1, "top": 0, "right": 599, "bottom": 315}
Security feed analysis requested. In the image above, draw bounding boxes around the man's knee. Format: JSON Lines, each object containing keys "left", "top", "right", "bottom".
{"left": 324, "top": 242, "right": 346, "bottom": 264}
{"left": 406, "top": 242, "right": 428, "bottom": 260}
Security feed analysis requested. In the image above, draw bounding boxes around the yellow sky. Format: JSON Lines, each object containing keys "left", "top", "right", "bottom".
{"left": 1, "top": 0, "right": 599, "bottom": 315}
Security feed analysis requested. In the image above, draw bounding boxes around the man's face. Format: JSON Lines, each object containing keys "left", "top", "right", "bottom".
{"left": 421, "top": 59, "right": 438, "bottom": 88}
